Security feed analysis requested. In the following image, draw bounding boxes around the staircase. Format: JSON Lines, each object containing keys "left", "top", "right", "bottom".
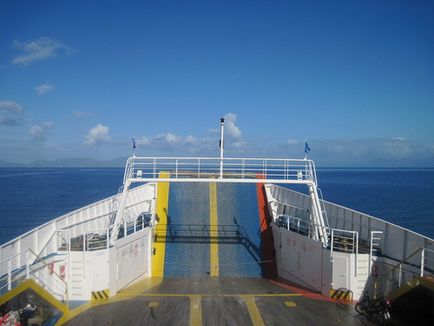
{"left": 69, "top": 253, "right": 85, "bottom": 301}
{"left": 355, "top": 254, "right": 370, "bottom": 299}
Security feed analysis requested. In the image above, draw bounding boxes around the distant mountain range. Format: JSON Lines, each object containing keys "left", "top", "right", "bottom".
{"left": 0, "top": 157, "right": 128, "bottom": 168}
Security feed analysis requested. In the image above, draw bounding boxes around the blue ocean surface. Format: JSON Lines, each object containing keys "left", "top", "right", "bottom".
{"left": 0, "top": 167, "right": 433, "bottom": 245}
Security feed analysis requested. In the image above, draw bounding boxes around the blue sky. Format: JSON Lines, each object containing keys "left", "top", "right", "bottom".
{"left": 0, "top": 0, "right": 433, "bottom": 166}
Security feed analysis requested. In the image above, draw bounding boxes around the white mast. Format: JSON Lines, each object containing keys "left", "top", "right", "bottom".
{"left": 219, "top": 117, "right": 225, "bottom": 179}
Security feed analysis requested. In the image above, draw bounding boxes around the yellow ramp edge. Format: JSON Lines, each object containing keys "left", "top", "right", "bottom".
{"left": 152, "top": 171, "right": 170, "bottom": 277}
{"left": 0, "top": 279, "right": 67, "bottom": 326}
{"left": 387, "top": 276, "right": 434, "bottom": 301}
{"left": 209, "top": 183, "right": 219, "bottom": 277}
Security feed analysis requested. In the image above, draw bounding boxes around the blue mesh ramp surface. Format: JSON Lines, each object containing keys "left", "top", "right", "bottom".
{"left": 217, "top": 183, "right": 261, "bottom": 277}
{"left": 164, "top": 183, "right": 210, "bottom": 277}
{"left": 164, "top": 183, "right": 261, "bottom": 277}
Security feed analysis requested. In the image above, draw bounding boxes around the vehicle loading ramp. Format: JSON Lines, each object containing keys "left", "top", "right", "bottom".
{"left": 163, "top": 183, "right": 263, "bottom": 278}
{"left": 0, "top": 279, "right": 66, "bottom": 325}
{"left": 387, "top": 276, "right": 434, "bottom": 324}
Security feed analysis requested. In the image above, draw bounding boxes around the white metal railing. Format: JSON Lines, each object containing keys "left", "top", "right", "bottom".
{"left": 330, "top": 228, "right": 359, "bottom": 255}
{"left": 369, "top": 231, "right": 383, "bottom": 272}
{"left": 374, "top": 247, "right": 434, "bottom": 299}
{"left": 0, "top": 249, "right": 68, "bottom": 307}
{"left": 0, "top": 191, "right": 119, "bottom": 270}
{"left": 276, "top": 214, "right": 358, "bottom": 253}
{"left": 122, "top": 156, "right": 318, "bottom": 185}
{"left": 317, "top": 188, "right": 330, "bottom": 228}
{"left": 276, "top": 214, "right": 360, "bottom": 276}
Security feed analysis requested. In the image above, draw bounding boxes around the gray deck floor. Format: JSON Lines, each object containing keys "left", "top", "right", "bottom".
{"left": 65, "top": 277, "right": 373, "bottom": 326}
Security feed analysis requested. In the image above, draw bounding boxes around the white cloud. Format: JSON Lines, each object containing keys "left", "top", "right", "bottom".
{"left": 136, "top": 132, "right": 198, "bottom": 146}
{"left": 290, "top": 138, "right": 434, "bottom": 166}
{"left": 0, "top": 100, "right": 24, "bottom": 113}
{"left": 84, "top": 124, "right": 111, "bottom": 145}
{"left": 136, "top": 137, "right": 150, "bottom": 145}
{"left": 29, "top": 122, "right": 54, "bottom": 142}
{"left": 0, "top": 100, "right": 24, "bottom": 126}
{"left": 35, "top": 84, "right": 55, "bottom": 95}
{"left": 12, "top": 37, "right": 73, "bottom": 66}
{"left": 135, "top": 115, "right": 247, "bottom": 154}
{"left": 287, "top": 138, "right": 299, "bottom": 145}
{"left": 134, "top": 132, "right": 212, "bottom": 154}
{"left": 224, "top": 113, "right": 242, "bottom": 138}
{"left": 391, "top": 137, "right": 406, "bottom": 141}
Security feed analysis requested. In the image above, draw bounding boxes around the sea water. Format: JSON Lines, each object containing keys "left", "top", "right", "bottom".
{"left": 0, "top": 167, "right": 433, "bottom": 245}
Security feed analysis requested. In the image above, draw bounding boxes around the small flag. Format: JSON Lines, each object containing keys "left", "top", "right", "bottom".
{"left": 132, "top": 138, "right": 136, "bottom": 149}
{"left": 304, "top": 141, "right": 310, "bottom": 154}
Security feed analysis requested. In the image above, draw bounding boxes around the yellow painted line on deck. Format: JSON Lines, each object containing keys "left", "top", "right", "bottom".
{"left": 152, "top": 171, "right": 170, "bottom": 277}
{"left": 132, "top": 293, "right": 301, "bottom": 297}
{"left": 209, "top": 182, "right": 219, "bottom": 277}
{"left": 189, "top": 295, "right": 203, "bottom": 326}
{"left": 241, "top": 295, "right": 265, "bottom": 326}
{"left": 60, "top": 292, "right": 300, "bottom": 324}
{"left": 284, "top": 301, "right": 297, "bottom": 307}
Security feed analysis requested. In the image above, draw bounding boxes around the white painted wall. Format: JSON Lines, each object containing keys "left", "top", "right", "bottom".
{"left": 67, "top": 250, "right": 110, "bottom": 301}
{"left": 266, "top": 185, "right": 433, "bottom": 269}
{"left": 112, "top": 227, "right": 151, "bottom": 293}
{"left": 272, "top": 224, "right": 331, "bottom": 295}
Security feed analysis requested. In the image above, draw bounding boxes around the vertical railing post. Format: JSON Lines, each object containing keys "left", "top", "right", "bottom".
{"left": 264, "top": 159, "right": 267, "bottom": 178}
{"left": 242, "top": 159, "right": 245, "bottom": 179}
{"left": 421, "top": 248, "right": 425, "bottom": 277}
{"left": 198, "top": 158, "right": 201, "bottom": 178}
{"left": 153, "top": 158, "right": 156, "bottom": 179}
{"left": 369, "top": 231, "right": 374, "bottom": 274}
{"left": 7, "top": 259, "right": 12, "bottom": 291}
{"left": 134, "top": 219, "right": 136, "bottom": 233}
{"left": 285, "top": 160, "right": 288, "bottom": 180}
{"left": 106, "top": 228, "right": 109, "bottom": 250}
{"left": 220, "top": 118, "right": 225, "bottom": 179}
{"left": 124, "top": 221, "right": 127, "bottom": 238}
{"left": 55, "top": 230, "right": 58, "bottom": 252}
{"left": 398, "top": 264, "right": 402, "bottom": 286}
{"left": 175, "top": 159, "right": 178, "bottom": 179}
{"left": 26, "top": 250, "right": 30, "bottom": 279}
{"left": 17, "top": 246, "right": 21, "bottom": 270}
{"left": 355, "top": 231, "right": 359, "bottom": 277}
{"left": 330, "top": 229, "right": 334, "bottom": 260}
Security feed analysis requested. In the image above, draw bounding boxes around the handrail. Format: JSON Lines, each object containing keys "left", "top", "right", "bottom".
{"left": 369, "top": 231, "right": 383, "bottom": 274}
{"left": 373, "top": 246, "right": 430, "bottom": 299}
{"left": 122, "top": 156, "right": 318, "bottom": 185}
{"left": 317, "top": 188, "right": 330, "bottom": 228}
{"left": 0, "top": 248, "right": 69, "bottom": 308}
{"left": 276, "top": 214, "right": 358, "bottom": 252}
{"left": 276, "top": 213, "right": 360, "bottom": 276}
{"left": 34, "top": 230, "right": 58, "bottom": 262}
